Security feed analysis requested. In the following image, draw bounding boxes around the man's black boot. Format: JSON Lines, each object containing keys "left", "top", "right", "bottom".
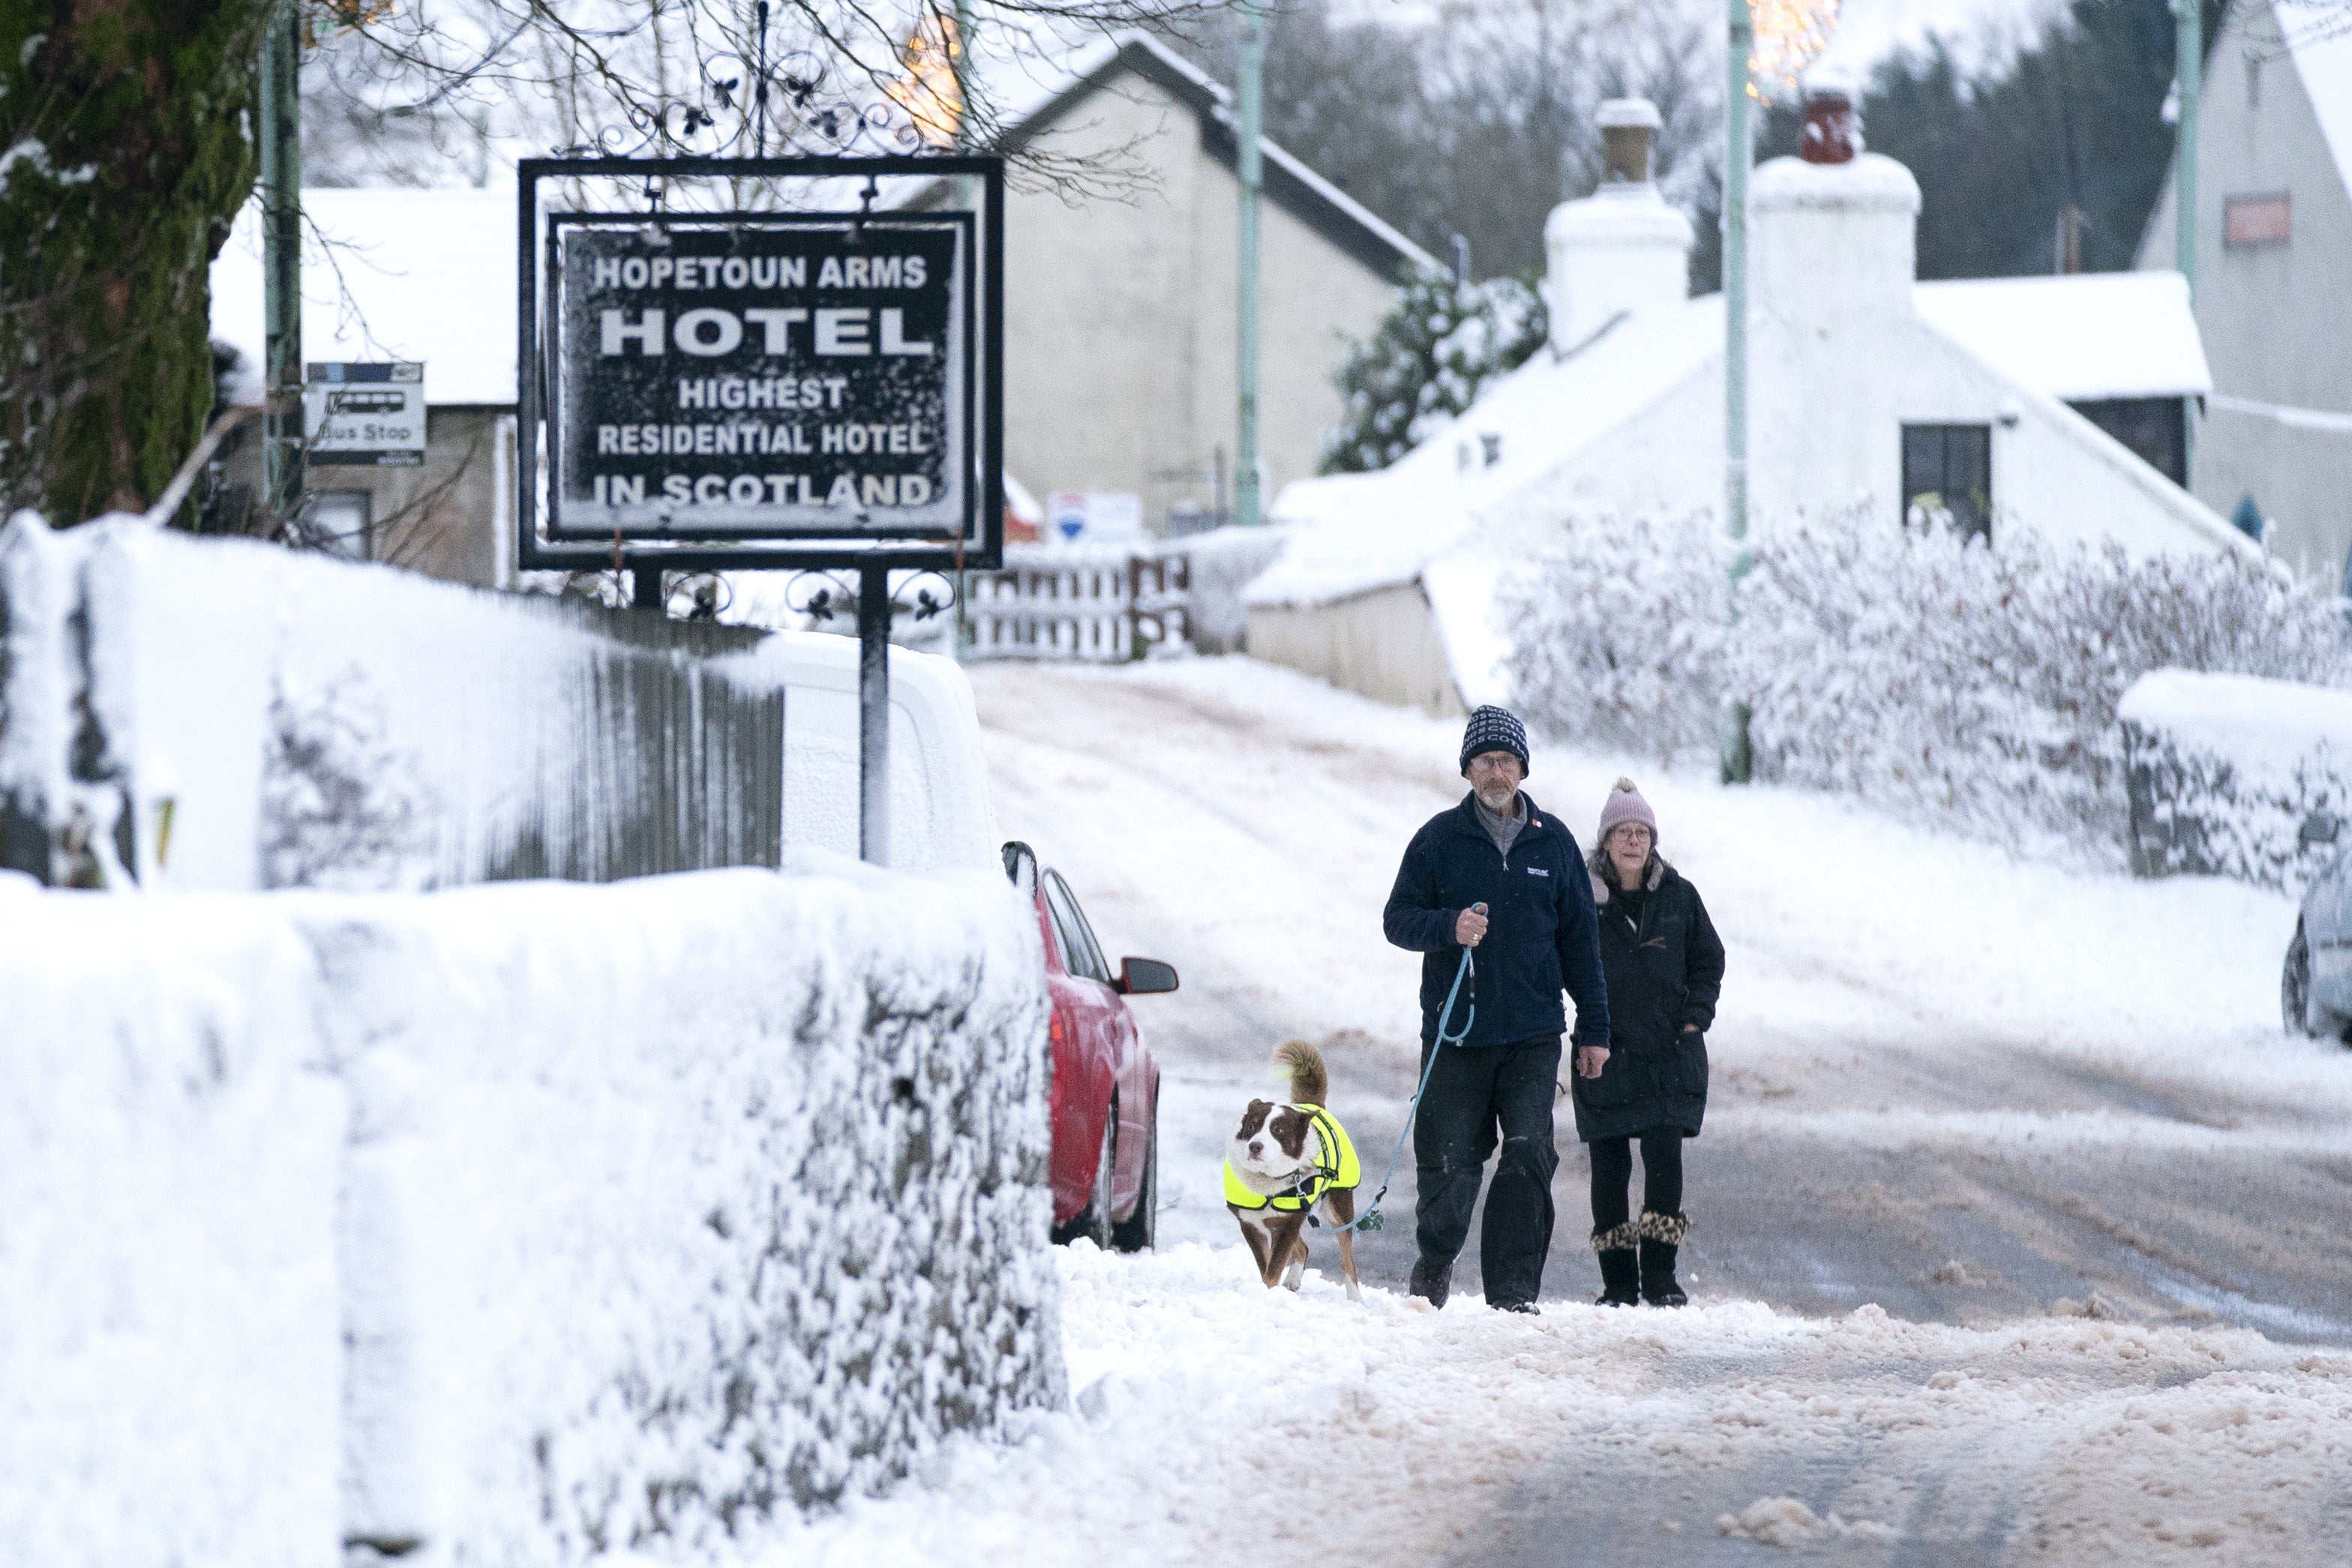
{"left": 1408, "top": 1257, "right": 1453, "bottom": 1309}
{"left": 1591, "top": 1223, "right": 1640, "bottom": 1306}
{"left": 1637, "top": 1210, "right": 1690, "bottom": 1307}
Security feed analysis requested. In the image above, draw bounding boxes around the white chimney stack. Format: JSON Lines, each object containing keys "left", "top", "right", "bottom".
{"left": 1750, "top": 80, "right": 1921, "bottom": 330}
{"left": 1543, "top": 97, "right": 1693, "bottom": 355}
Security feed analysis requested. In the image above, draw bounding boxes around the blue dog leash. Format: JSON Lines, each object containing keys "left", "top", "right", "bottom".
{"left": 1333, "top": 904, "right": 1484, "bottom": 1236}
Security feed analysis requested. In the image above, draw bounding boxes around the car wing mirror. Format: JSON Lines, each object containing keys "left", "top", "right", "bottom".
{"left": 1117, "top": 957, "right": 1179, "bottom": 995}
{"left": 2300, "top": 811, "right": 2342, "bottom": 848}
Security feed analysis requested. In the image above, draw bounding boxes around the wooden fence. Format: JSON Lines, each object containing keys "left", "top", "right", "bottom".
{"left": 965, "top": 545, "right": 1193, "bottom": 661}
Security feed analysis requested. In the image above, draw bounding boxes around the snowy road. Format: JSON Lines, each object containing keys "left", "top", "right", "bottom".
{"left": 755, "top": 657, "right": 2352, "bottom": 1567}
{"left": 971, "top": 658, "right": 2352, "bottom": 1343}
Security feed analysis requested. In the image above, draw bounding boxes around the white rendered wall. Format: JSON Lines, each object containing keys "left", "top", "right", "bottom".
{"left": 1544, "top": 190, "right": 1694, "bottom": 352}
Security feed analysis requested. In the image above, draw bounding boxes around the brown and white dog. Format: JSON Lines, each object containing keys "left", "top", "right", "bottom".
{"left": 1224, "top": 1040, "right": 1364, "bottom": 1302}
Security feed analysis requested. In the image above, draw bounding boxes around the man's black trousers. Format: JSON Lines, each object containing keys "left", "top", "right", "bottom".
{"left": 1412, "top": 1033, "right": 1560, "bottom": 1307}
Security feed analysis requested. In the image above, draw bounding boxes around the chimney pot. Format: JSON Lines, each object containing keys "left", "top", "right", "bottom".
{"left": 1596, "top": 97, "right": 1662, "bottom": 184}
{"left": 1798, "top": 79, "right": 1862, "bottom": 166}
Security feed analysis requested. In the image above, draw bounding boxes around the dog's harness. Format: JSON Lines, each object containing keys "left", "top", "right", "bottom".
{"left": 1223, "top": 1105, "right": 1361, "bottom": 1213}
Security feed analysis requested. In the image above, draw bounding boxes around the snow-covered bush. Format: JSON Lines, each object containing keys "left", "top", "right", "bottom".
{"left": 2117, "top": 670, "right": 2352, "bottom": 890}
{"left": 1494, "top": 510, "right": 1726, "bottom": 765}
{"left": 1736, "top": 523, "right": 2352, "bottom": 846}
{"left": 1498, "top": 510, "right": 2352, "bottom": 856}
{"left": 1321, "top": 266, "right": 1546, "bottom": 474}
{"left": 260, "top": 667, "right": 435, "bottom": 890}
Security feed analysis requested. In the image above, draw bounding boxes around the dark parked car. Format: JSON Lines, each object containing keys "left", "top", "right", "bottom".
{"left": 1004, "top": 841, "right": 1175, "bottom": 1249}
{"left": 2283, "top": 811, "right": 2352, "bottom": 1043}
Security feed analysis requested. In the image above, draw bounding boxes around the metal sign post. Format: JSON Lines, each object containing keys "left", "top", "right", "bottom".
{"left": 517, "top": 155, "right": 1005, "bottom": 865}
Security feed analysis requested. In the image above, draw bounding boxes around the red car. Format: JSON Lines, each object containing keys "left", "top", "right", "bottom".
{"left": 1003, "top": 841, "right": 1172, "bottom": 1251}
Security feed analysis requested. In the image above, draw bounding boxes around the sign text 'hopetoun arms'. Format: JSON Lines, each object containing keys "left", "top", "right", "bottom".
{"left": 554, "top": 217, "right": 970, "bottom": 538}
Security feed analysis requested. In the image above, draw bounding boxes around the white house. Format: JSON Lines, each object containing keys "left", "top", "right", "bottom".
{"left": 2137, "top": 0, "right": 2352, "bottom": 585}
{"left": 1254, "top": 88, "right": 2244, "bottom": 715}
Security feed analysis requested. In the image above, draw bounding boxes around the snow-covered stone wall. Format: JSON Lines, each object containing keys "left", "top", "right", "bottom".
{"left": 0, "top": 883, "right": 347, "bottom": 1567}
{"left": 2120, "top": 670, "right": 2352, "bottom": 890}
{"left": 0, "top": 860, "right": 1060, "bottom": 1564}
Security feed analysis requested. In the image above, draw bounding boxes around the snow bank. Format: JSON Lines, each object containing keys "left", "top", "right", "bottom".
{"left": 2120, "top": 669, "right": 2352, "bottom": 889}
{"left": 0, "top": 515, "right": 996, "bottom": 891}
{"left": 764, "top": 1243, "right": 2352, "bottom": 1566}
{"left": 0, "top": 861, "right": 1058, "bottom": 1563}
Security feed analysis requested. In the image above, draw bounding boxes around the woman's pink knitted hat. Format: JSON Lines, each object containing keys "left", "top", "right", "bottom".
{"left": 1597, "top": 777, "right": 1657, "bottom": 845}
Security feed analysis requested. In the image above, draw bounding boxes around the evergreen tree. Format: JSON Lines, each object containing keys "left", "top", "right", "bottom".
{"left": 1321, "top": 267, "right": 1547, "bottom": 475}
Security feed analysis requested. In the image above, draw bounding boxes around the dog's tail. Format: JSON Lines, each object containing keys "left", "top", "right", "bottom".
{"left": 1275, "top": 1039, "right": 1328, "bottom": 1107}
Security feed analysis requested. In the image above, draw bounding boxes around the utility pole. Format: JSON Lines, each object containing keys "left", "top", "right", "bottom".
{"left": 260, "top": 0, "right": 304, "bottom": 523}
{"left": 1234, "top": 0, "right": 1264, "bottom": 529}
{"left": 2174, "top": 0, "right": 2201, "bottom": 491}
{"left": 1720, "top": 0, "right": 1754, "bottom": 784}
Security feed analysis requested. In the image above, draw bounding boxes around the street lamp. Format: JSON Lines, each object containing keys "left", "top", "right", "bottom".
{"left": 1722, "top": 0, "right": 1839, "bottom": 784}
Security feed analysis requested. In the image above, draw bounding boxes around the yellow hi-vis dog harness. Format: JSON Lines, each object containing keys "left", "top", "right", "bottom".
{"left": 1224, "top": 1104, "right": 1362, "bottom": 1213}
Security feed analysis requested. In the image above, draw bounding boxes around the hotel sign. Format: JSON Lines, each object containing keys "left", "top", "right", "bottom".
{"left": 549, "top": 214, "right": 972, "bottom": 542}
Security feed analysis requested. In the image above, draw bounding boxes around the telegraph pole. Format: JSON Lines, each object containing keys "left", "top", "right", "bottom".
{"left": 2174, "top": 0, "right": 2201, "bottom": 490}
{"left": 260, "top": 0, "right": 304, "bottom": 523}
{"left": 1720, "top": 0, "right": 1754, "bottom": 784}
{"left": 1234, "top": 0, "right": 1264, "bottom": 529}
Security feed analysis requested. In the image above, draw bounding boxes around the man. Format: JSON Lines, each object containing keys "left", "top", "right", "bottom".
{"left": 1382, "top": 705, "right": 1610, "bottom": 1312}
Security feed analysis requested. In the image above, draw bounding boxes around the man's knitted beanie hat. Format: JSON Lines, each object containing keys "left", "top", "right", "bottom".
{"left": 1459, "top": 705, "right": 1530, "bottom": 776}
{"left": 1598, "top": 777, "right": 1658, "bottom": 845}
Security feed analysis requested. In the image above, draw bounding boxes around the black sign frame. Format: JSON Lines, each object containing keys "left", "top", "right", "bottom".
{"left": 514, "top": 155, "right": 1005, "bottom": 574}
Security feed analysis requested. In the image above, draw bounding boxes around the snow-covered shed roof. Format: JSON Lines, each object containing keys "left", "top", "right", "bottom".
{"left": 211, "top": 187, "right": 518, "bottom": 406}
{"left": 982, "top": 32, "right": 1440, "bottom": 283}
{"left": 1915, "top": 272, "right": 2211, "bottom": 400}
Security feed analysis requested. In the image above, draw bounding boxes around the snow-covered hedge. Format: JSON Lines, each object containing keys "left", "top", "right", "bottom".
{"left": 0, "top": 860, "right": 1060, "bottom": 1563}
{"left": 2117, "top": 670, "right": 2352, "bottom": 889}
{"left": 1498, "top": 512, "right": 2352, "bottom": 853}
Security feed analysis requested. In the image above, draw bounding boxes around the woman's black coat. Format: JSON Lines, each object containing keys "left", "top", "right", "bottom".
{"left": 1570, "top": 853, "right": 1726, "bottom": 1141}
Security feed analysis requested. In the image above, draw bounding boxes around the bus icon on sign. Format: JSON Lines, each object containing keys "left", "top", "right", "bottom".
{"left": 327, "top": 389, "right": 407, "bottom": 415}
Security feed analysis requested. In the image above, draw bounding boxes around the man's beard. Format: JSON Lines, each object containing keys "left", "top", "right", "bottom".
{"left": 1477, "top": 782, "right": 1517, "bottom": 811}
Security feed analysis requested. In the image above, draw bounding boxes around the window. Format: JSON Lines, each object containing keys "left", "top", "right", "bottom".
{"left": 1042, "top": 870, "right": 1112, "bottom": 985}
{"left": 2066, "top": 397, "right": 2188, "bottom": 486}
{"left": 1900, "top": 424, "right": 1993, "bottom": 544}
{"left": 2224, "top": 193, "right": 2292, "bottom": 247}
{"left": 308, "top": 491, "right": 372, "bottom": 560}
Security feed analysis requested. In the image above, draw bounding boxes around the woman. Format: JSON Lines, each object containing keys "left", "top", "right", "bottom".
{"left": 1570, "top": 778, "right": 1725, "bottom": 1307}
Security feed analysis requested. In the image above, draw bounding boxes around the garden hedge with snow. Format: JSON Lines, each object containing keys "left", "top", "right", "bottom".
{"left": 0, "top": 861, "right": 1061, "bottom": 1564}
{"left": 1496, "top": 514, "right": 2352, "bottom": 886}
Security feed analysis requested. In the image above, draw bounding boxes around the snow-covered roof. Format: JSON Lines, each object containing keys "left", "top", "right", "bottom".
{"left": 1915, "top": 272, "right": 2211, "bottom": 401}
{"left": 1255, "top": 298, "right": 1724, "bottom": 608}
{"left": 211, "top": 187, "right": 518, "bottom": 406}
